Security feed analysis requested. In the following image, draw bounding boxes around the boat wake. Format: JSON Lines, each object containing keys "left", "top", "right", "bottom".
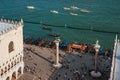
{"left": 63, "top": 7, "right": 71, "bottom": 10}
{"left": 50, "top": 10, "right": 59, "bottom": 14}
{"left": 27, "top": 6, "right": 35, "bottom": 10}
{"left": 70, "top": 6, "right": 79, "bottom": 10}
{"left": 70, "top": 12, "right": 78, "bottom": 16}
{"left": 80, "top": 9, "right": 89, "bottom": 13}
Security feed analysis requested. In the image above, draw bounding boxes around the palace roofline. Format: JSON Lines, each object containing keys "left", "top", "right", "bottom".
{"left": 0, "top": 18, "right": 23, "bottom": 36}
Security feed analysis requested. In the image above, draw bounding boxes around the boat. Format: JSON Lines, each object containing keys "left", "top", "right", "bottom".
{"left": 63, "top": 7, "right": 71, "bottom": 10}
{"left": 50, "top": 10, "right": 59, "bottom": 14}
{"left": 70, "top": 12, "right": 78, "bottom": 16}
{"left": 48, "top": 33, "right": 60, "bottom": 37}
{"left": 71, "top": 44, "right": 87, "bottom": 51}
{"left": 42, "top": 27, "right": 52, "bottom": 31}
{"left": 27, "top": 6, "right": 35, "bottom": 9}
{"left": 70, "top": 6, "right": 79, "bottom": 9}
{"left": 80, "top": 9, "right": 89, "bottom": 13}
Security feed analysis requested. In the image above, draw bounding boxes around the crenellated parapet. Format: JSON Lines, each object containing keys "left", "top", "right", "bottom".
{"left": 0, "top": 18, "right": 23, "bottom": 36}
{"left": 0, "top": 18, "right": 23, "bottom": 26}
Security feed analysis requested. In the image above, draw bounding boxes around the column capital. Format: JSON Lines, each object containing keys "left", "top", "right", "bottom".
{"left": 94, "top": 40, "right": 100, "bottom": 52}
{"left": 54, "top": 37, "right": 61, "bottom": 43}
{"left": 54, "top": 39, "right": 60, "bottom": 46}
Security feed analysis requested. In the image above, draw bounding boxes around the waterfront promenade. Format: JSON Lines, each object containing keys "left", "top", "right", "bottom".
{"left": 18, "top": 44, "right": 112, "bottom": 80}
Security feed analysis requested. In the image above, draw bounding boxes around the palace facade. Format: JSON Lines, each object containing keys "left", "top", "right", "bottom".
{"left": 0, "top": 18, "right": 24, "bottom": 80}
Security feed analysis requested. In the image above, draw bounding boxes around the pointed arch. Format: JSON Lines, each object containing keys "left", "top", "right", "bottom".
{"left": 8, "top": 41, "right": 14, "bottom": 53}
{"left": 17, "top": 58, "right": 19, "bottom": 63}
{"left": 18, "top": 67, "right": 22, "bottom": 77}
{"left": 14, "top": 59, "right": 17, "bottom": 66}
{"left": 1, "top": 69, "right": 3, "bottom": 76}
{"left": 11, "top": 61, "right": 13, "bottom": 68}
{"left": 12, "top": 71, "right": 17, "bottom": 80}
{"left": 5, "top": 66, "right": 7, "bottom": 73}
{"left": 20, "top": 55, "right": 22, "bottom": 61}
{"left": 8, "top": 64, "right": 10, "bottom": 70}
{"left": 6, "top": 76, "right": 10, "bottom": 80}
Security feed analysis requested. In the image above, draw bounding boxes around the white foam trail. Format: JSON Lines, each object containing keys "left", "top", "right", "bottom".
{"left": 59, "top": 12, "right": 83, "bottom": 17}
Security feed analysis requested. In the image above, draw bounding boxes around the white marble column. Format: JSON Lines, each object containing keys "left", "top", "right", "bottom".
{"left": 53, "top": 38, "right": 62, "bottom": 68}
{"left": 15, "top": 71, "right": 18, "bottom": 79}
{"left": 91, "top": 40, "right": 101, "bottom": 78}
{"left": 55, "top": 42, "right": 59, "bottom": 65}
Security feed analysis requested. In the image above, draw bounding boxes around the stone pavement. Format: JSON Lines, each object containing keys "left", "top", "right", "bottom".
{"left": 18, "top": 44, "right": 112, "bottom": 80}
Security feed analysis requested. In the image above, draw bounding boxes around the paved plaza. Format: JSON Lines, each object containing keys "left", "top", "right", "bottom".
{"left": 18, "top": 44, "right": 112, "bottom": 80}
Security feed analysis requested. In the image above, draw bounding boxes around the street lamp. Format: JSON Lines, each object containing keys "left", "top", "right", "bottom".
{"left": 90, "top": 40, "right": 101, "bottom": 78}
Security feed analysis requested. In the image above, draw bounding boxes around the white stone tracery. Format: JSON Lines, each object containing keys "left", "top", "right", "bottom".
{"left": 0, "top": 53, "right": 24, "bottom": 80}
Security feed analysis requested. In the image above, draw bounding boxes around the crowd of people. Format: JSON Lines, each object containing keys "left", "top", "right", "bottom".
{"left": 21, "top": 37, "right": 113, "bottom": 80}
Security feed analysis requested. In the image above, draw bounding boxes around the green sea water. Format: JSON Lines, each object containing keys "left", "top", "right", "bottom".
{"left": 0, "top": 0, "right": 120, "bottom": 48}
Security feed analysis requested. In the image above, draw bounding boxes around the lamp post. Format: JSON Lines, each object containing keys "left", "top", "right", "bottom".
{"left": 91, "top": 40, "right": 101, "bottom": 78}
{"left": 53, "top": 37, "right": 62, "bottom": 68}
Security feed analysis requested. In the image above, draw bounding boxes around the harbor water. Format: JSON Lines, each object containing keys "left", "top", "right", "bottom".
{"left": 0, "top": 0, "right": 120, "bottom": 48}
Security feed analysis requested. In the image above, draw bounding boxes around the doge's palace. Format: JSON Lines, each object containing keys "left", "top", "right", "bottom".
{"left": 0, "top": 18, "right": 24, "bottom": 80}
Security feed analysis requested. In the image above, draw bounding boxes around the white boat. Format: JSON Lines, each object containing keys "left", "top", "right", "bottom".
{"left": 80, "top": 9, "right": 89, "bottom": 13}
{"left": 70, "top": 12, "right": 78, "bottom": 16}
{"left": 63, "top": 7, "right": 71, "bottom": 10}
{"left": 50, "top": 10, "right": 59, "bottom": 14}
{"left": 27, "top": 6, "right": 35, "bottom": 9}
{"left": 70, "top": 6, "right": 79, "bottom": 9}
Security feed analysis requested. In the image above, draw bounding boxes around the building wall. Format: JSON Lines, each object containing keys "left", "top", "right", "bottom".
{"left": 0, "top": 20, "right": 24, "bottom": 80}
{"left": 0, "top": 25, "right": 23, "bottom": 64}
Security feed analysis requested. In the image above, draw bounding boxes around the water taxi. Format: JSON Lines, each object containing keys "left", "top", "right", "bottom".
{"left": 70, "top": 6, "right": 79, "bottom": 9}
{"left": 70, "top": 12, "right": 78, "bottom": 16}
{"left": 50, "top": 10, "right": 59, "bottom": 14}
{"left": 27, "top": 6, "right": 35, "bottom": 9}
{"left": 63, "top": 7, "right": 71, "bottom": 10}
{"left": 80, "top": 9, "right": 89, "bottom": 13}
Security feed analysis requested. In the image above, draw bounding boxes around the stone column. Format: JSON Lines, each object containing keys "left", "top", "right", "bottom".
{"left": 21, "top": 63, "right": 24, "bottom": 74}
{"left": 21, "top": 68, "right": 23, "bottom": 75}
{"left": 53, "top": 37, "right": 62, "bottom": 68}
{"left": 16, "top": 71, "right": 18, "bottom": 79}
{"left": 94, "top": 40, "right": 100, "bottom": 73}
{"left": 55, "top": 42, "right": 59, "bottom": 65}
{"left": 90, "top": 40, "right": 101, "bottom": 78}
{"left": 9, "top": 76, "right": 12, "bottom": 80}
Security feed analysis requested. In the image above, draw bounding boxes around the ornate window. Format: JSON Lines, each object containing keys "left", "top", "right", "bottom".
{"left": 8, "top": 41, "right": 14, "bottom": 53}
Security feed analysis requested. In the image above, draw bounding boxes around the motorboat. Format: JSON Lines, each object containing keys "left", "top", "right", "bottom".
{"left": 80, "top": 9, "right": 89, "bottom": 13}
{"left": 70, "top": 12, "right": 78, "bottom": 16}
{"left": 27, "top": 6, "right": 35, "bottom": 9}
{"left": 70, "top": 6, "right": 79, "bottom": 9}
{"left": 50, "top": 10, "right": 59, "bottom": 14}
{"left": 48, "top": 33, "right": 60, "bottom": 37}
{"left": 63, "top": 7, "right": 71, "bottom": 10}
{"left": 42, "top": 27, "right": 52, "bottom": 31}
